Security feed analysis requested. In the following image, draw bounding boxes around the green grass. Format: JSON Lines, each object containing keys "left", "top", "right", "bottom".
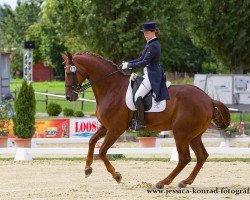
{"left": 231, "top": 113, "right": 250, "bottom": 123}
{"left": 10, "top": 79, "right": 96, "bottom": 114}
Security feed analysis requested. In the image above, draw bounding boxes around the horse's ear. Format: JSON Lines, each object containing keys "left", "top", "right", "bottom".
{"left": 61, "top": 52, "right": 68, "bottom": 61}
{"left": 67, "top": 52, "right": 72, "bottom": 61}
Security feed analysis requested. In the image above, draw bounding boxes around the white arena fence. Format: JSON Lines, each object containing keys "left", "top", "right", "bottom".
{"left": 14, "top": 137, "right": 250, "bottom": 145}
{"left": 1, "top": 147, "right": 250, "bottom": 156}
{"left": 35, "top": 92, "right": 96, "bottom": 103}
{"left": 1, "top": 137, "right": 250, "bottom": 157}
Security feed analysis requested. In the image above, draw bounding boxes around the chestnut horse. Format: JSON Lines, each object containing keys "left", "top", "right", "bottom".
{"left": 62, "top": 52, "right": 230, "bottom": 188}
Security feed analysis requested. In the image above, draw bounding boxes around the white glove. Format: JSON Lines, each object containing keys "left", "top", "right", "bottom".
{"left": 122, "top": 61, "right": 128, "bottom": 69}
{"left": 129, "top": 73, "right": 137, "bottom": 82}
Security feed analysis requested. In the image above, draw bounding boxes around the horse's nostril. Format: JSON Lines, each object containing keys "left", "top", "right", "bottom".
{"left": 66, "top": 96, "right": 71, "bottom": 101}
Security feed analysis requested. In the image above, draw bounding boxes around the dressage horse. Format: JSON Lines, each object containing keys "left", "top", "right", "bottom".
{"left": 62, "top": 52, "right": 230, "bottom": 188}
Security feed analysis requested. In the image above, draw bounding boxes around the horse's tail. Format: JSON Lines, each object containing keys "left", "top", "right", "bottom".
{"left": 212, "top": 100, "right": 230, "bottom": 130}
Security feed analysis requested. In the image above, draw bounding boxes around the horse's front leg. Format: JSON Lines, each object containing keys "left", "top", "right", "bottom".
{"left": 85, "top": 125, "right": 107, "bottom": 177}
{"left": 99, "top": 129, "right": 123, "bottom": 183}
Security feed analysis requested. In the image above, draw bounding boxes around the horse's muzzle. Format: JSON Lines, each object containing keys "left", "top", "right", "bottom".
{"left": 66, "top": 93, "right": 78, "bottom": 101}
{"left": 66, "top": 95, "right": 71, "bottom": 101}
{"left": 66, "top": 95, "right": 74, "bottom": 101}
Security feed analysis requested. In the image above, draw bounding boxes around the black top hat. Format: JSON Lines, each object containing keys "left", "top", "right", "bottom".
{"left": 141, "top": 22, "right": 157, "bottom": 32}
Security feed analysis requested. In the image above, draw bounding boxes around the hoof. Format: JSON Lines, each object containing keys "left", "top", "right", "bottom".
{"left": 85, "top": 167, "right": 93, "bottom": 178}
{"left": 114, "top": 172, "right": 122, "bottom": 183}
{"left": 178, "top": 181, "right": 187, "bottom": 188}
{"left": 156, "top": 182, "right": 164, "bottom": 189}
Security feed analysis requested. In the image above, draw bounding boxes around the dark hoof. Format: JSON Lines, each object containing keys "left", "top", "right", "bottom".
{"left": 114, "top": 172, "right": 122, "bottom": 183}
{"left": 178, "top": 181, "right": 187, "bottom": 188}
{"left": 156, "top": 182, "right": 164, "bottom": 189}
{"left": 85, "top": 167, "right": 93, "bottom": 178}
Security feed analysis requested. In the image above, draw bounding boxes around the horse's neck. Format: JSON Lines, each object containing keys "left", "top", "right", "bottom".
{"left": 91, "top": 76, "right": 127, "bottom": 104}
{"left": 83, "top": 56, "right": 128, "bottom": 103}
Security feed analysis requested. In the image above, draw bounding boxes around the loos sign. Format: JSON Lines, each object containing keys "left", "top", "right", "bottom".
{"left": 70, "top": 117, "right": 100, "bottom": 138}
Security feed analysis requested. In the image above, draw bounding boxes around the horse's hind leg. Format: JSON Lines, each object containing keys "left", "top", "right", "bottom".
{"left": 178, "top": 135, "right": 208, "bottom": 188}
{"left": 99, "top": 129, "right": 123, "bottom": 183}
{"left": 85, "top": 125, "right": 107, "bottom": 177}
{"left": 156, "top": 139, "right": 191, "bottom": 188}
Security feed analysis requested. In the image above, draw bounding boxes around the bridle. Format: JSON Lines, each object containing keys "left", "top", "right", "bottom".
{"left": 65, "top": 60, "right": 123, "bottom": 94}
{"left": 65, "top": 65, "right": 83, "bottom": 94}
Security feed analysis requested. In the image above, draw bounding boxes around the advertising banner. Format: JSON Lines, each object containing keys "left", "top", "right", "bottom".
{"left": 7, "top": 117, "right": 100, "bottom": 138}
{"left": 8, "top": 119, "right": 70, "bottom": 138}
{"left": 70, "top": 117, "right": 100, "bottom": 138}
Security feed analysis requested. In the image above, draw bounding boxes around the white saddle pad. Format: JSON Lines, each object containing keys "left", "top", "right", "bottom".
{"left": 125, "top": 79, "right": 171, "bottom": 113}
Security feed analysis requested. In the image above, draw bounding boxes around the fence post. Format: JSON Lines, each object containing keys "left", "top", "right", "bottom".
{"left": 45, "top": 90, "right": 48, "bottom": 109}
{"left": 81, "top": 92, "right": 84, "bottom": 110}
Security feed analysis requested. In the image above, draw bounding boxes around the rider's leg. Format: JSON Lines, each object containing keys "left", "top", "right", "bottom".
{"left": 133, "top": 75, "right": 152, "bottom": 130}
{"left": 134, "top": 75, "right": 152, "bottom": 101}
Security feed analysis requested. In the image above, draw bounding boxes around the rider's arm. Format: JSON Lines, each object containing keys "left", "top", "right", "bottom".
{"left": 128, "top": 55, "right": 143, "bottom": 64}
{"left": 127, "top": 44, "right": 158, "bottom": 69}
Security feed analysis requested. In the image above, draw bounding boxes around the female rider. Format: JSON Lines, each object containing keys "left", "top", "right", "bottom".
{"left": 122, "top": 22, "right": 169, "bottom": 130}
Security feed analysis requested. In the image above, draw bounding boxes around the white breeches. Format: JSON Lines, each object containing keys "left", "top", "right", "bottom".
{"left": 134, "top": 74, "right": 152, "bottom": 101}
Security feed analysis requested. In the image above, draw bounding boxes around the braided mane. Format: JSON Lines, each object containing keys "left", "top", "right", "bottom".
{"left": 74, "top": 52, "right": 118, "bottom": 70}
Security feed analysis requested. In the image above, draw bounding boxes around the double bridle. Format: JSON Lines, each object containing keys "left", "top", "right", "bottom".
{"left": 65, "top": 61, "right": 123, "bottom": 94}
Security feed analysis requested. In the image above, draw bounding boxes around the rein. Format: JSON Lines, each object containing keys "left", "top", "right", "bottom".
{"left": 65, "top": 63, "right": 123, "bottom": 94}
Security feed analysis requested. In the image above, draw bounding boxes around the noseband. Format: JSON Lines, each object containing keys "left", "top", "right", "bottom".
{"left": 65, "top": 61, "right": 123, "bottom": 94}
{"left": 65, "top": 65, "right": 86, "bottom": 94}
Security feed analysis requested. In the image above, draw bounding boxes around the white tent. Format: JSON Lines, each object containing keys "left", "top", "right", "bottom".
{"left": 0, "top": 52, "right": 11, "bottom": 100}
{"left": 194, "top": 74, "right": 250, "bottom": 105}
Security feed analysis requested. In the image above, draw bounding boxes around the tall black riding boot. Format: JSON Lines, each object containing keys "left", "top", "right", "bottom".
{"left": 134, "top": 96, "right": 145, "bottom": 131}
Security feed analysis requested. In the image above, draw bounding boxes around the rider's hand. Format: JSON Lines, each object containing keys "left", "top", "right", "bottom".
{"left": 129, "top": 73, "right": 137, "bottom": 82}
{"left": 122, "top": 61, "right": 128, "bottom": 69}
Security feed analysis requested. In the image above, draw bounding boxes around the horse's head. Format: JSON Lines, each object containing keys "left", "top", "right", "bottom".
{"left": 62, "top": 52, "right": 88, "bottom": 101}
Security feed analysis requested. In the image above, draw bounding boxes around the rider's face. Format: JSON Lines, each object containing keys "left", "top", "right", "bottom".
{"left": 143, "top": 31, "right": 156, "bottom": 41}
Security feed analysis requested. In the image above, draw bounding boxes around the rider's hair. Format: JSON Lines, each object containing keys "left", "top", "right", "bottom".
{"left": 151, "top": 28, "right": 160, "bottom": 35}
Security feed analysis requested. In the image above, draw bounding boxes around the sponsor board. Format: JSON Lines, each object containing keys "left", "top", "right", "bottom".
{"left": 7, "top": 117, "right": 100, "bottom": 138}
{"left": 8, "top": 119, "right": 70, "bottom": 138}
{"left": 70, "top": 117, "right": 100, "bottom": 138}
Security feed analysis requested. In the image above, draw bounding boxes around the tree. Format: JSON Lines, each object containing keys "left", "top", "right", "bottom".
{"left": 1, "top": 0, "right": 216, "bottom": 76}
{"left": 163, "top": 36, "right": 209, "bottom": 73}
{"left": 39, "top": 0, "right": 146, "bottom": 63}
{"left": 184, "top": 0, "right": 250, "bottom": 73}
{"left": 37, "top": 0, "right": 210, "bottom": 74}
{"left": 0, "top": 0, "right": 43, "bottom": 77}
{"left": 27, "top": 21, "right": 67, "bottom": 76}
{"left": 158, "top": 0, "right": 210, "bottom": 72}
{"left": 13, "top": 80, "right": 36, "bottom": 138}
